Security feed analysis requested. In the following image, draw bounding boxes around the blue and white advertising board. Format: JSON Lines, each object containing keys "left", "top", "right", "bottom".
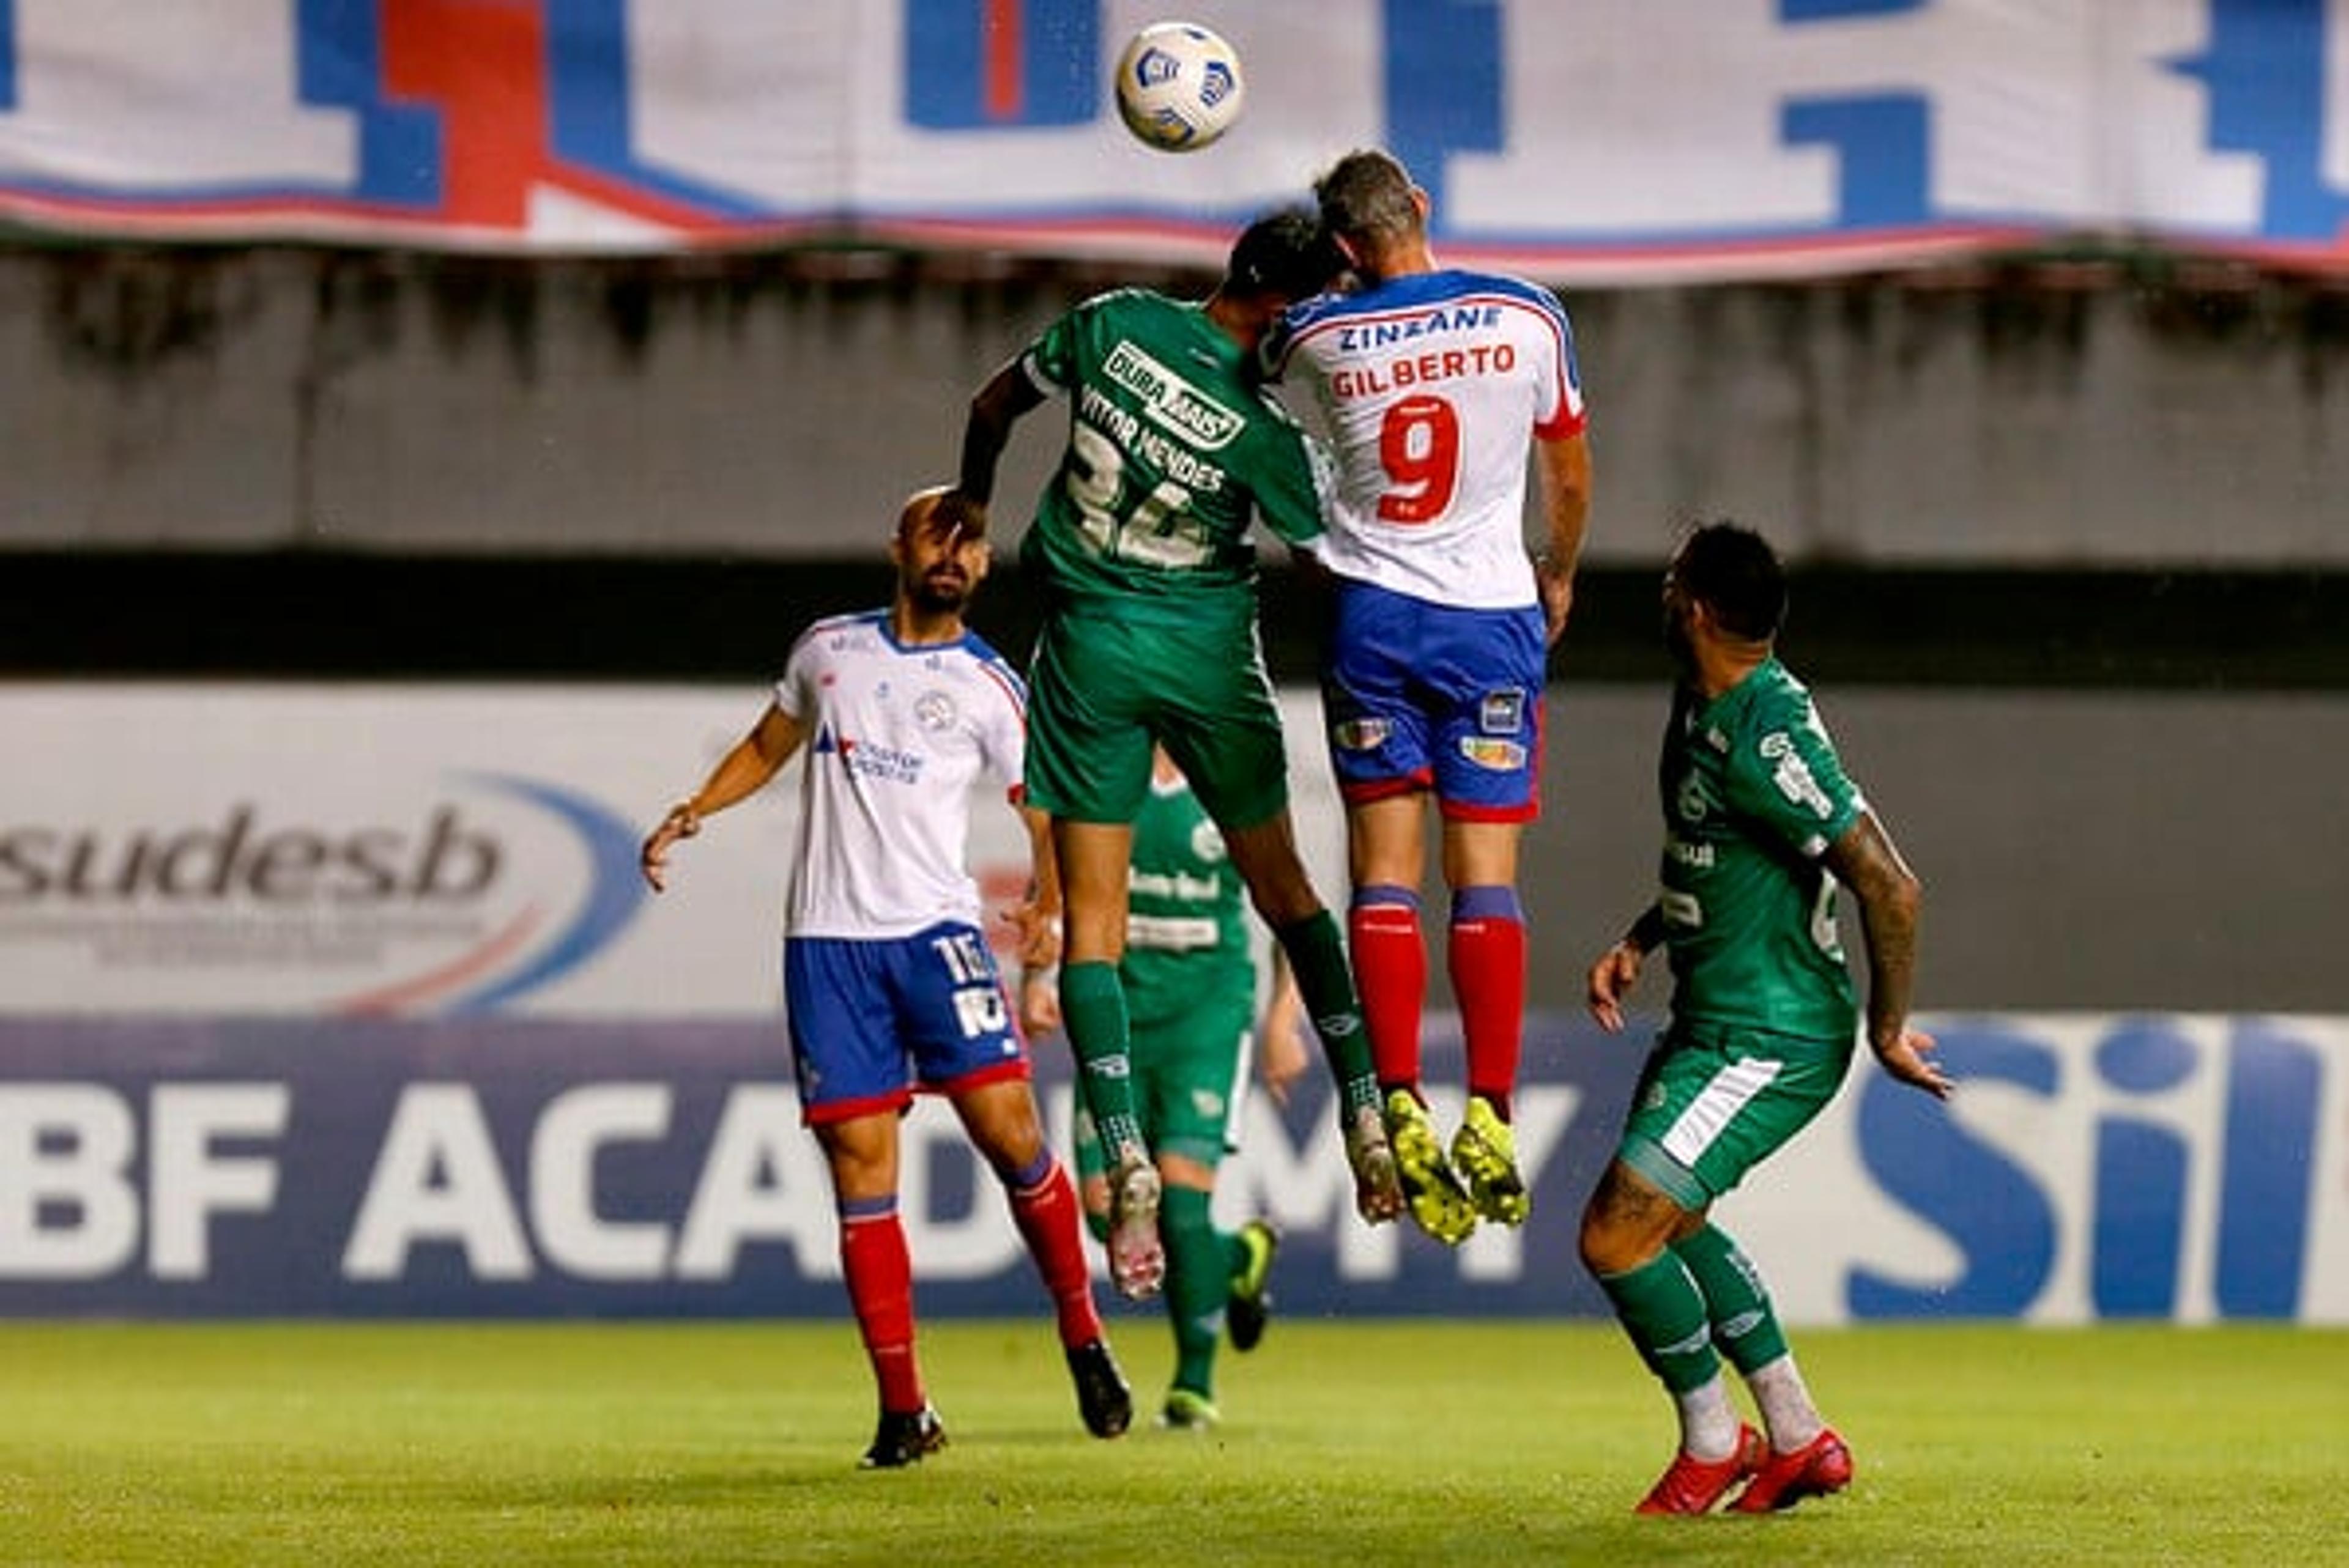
{"left": 2, "top": 686, "right": 2343, "bottom": 1323}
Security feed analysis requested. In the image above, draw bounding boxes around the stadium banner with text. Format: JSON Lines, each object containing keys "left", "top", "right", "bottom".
{"left": 1, "top": 1011, "right": 2342, "bottom": 1325}
{"left": 0, "top": 2, "right": 2343, "bottom": 281}
{"left": 0, "top": 682, "right": 1133, "bottom": 1022}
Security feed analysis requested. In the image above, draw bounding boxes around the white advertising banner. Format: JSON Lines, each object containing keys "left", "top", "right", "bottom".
{"left": 0, "top": 682, "right": 1342, "bottom": 1019}
{"left": 0, "top": 2, "right": 2339, "bottom": 279}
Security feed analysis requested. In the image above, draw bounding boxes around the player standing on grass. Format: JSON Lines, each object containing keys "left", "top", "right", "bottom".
{"left": 952, "top": 207, "right": 1403, "bottom": 1304}
{"left": 1267, "top": 148, "right": 1594, "bottom": 1247}
{"left": 1019, "top": 745, "right": 1307, "bottom": 1430}
{"left": 1581, "top": 520, "right": 1952, "bottom": 1515}
{"left": 637, "top": 486, "right": 1132, "bottom": 1470}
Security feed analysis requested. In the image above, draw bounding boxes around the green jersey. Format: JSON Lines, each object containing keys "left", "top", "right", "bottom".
{"left": 1017, "top": 288, "right": 1328, "bottom": 627}
{"left": 1656, "top": 657, "right": 1867, "bottom": 1043}
{"left": 1119, "top": 772, "right": 1252, "bottom": 1028}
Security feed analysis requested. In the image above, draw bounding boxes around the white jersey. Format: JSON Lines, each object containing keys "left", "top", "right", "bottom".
{"left": 774, "top": 609, "right": 1027, "bottom": 941}
{"left": 1272, "top": 268, "right": 1586, "bottom": 610}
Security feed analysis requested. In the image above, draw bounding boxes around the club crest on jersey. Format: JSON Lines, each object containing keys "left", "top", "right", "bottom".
{"left": 1190, "top": 820, "right": 1228, "bottom": 862}
{"left": 1676, "top": 772, "right": 1710, "bottom": 823}
{"left": 1457, "top": 736, "right": 1526, "bottom": 771}
{"left": 1478, "top": 689, "right": 1527, "bottom": 734}
{"left": 1332, "top": 717, "right": 1391, "bottom": 752}
{"left": 914, "top": 690, "right": 957, "bottom": 732}
{"left": 1103, "top": 340, "right": 1244, "bottom": 449}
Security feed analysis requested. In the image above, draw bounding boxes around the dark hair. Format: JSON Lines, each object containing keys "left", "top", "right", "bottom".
{"left": 1671, "top": 521, "right": 1786, "bottom": 642}
{"left": 1313, "top": 148, "right": 1420, "bottom": 247}
{"left": 1226, "top": 205, "right": 1343, "bottom": 301}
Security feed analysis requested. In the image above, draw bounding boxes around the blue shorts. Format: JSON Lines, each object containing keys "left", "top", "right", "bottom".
{"left": 1322, "top": 579, "right": 1547, "bottom": 821}
{"left": 782, "top": 921, "right": 1030, "bottom": 1124}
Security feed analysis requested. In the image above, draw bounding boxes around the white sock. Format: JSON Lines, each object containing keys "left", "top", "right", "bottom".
{"left": 1672, "top": 1371, "right": 1743, "bottom": 1460}
{"left": 1745, "top": 1355, "right": 1825, "bottom": 1452}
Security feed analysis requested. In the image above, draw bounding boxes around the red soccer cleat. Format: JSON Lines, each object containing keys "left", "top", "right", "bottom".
{"left": 1731, "top": 1427, "right": 1854, "bottom": 1513}
{"left": 1634, "top": 1424, "right": 1765, "bottom": 1515}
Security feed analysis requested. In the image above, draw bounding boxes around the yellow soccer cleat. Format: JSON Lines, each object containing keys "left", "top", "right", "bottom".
{"left": 1450, "top": 1093, "right": 1531, "bottom": 1227}
{"left": 1157, "top": 1386, "right": 1222, "bottom": 1432}
{"left": 1384, "top": 1089, "right": 1478, "bottom": 1245}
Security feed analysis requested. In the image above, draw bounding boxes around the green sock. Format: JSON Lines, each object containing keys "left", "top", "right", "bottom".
{"left": 1059, "top": 961, "right": 1144, "bottom": 1157}
{"left": 1672, "top": 1222, "right": 1791, "bottom": 1374}
{"left": 1162, "top": 1184, "right": 1223, "bottom": 1399}
{"left": 1272, "top": 912, "right": 1380, "bottom": 1118}
{"left": 1596, "top": 1250, "right": 1722, "bottom": 1395}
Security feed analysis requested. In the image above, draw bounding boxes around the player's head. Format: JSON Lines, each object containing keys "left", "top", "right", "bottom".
{"left": 1664, "top": 520, "right": 1786, "bottom": 665}
{"left": 892, "top": 486, "right": 990, "bottom": 616}
{"left": 1312, "top": 148, "right": 1429, "bottom": 273}
{"left": 1223, "top": 205, "right": 1344, "bottom": 306}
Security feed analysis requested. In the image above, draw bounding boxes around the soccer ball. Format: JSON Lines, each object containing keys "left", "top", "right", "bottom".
{"left": 1113, "top": 22, "right": 1244, "bottom": 153}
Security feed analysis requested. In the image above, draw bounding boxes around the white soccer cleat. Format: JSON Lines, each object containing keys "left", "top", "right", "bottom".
{"left": 1344, "top": 1101, "right": 1405, "bottom": 1225}
{"left": 1107, "top": 1152, "right": 1165, "bottom": 1301}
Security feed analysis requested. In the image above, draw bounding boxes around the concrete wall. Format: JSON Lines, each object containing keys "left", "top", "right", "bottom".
{"left": 1527, "top": 687, "right": 2349, "bottom": 1015}
{"left": 4, "top": 246, "right": 2345, "bottom": 566}
{"left": 5, "top": 247, "right": 2341, "bottom": 1013}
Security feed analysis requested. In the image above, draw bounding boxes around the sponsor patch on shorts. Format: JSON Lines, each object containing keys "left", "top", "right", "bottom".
{"left": 1457, "top": 736, "right": 1527, "bottom": 771}
{"left": 1479, "top": 688, "right": 1527, "bottom": 734}
{"left": 1332, "top": 718, "right": 1392, "bottom": 752}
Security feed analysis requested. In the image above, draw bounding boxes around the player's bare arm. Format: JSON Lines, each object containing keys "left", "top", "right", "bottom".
{"left": 956, "top": 361, "right": 1049, "bottom": 512}
{"left": 1003, "top": 802, "right": 1064, "bottom": 971}
{"left": 1586, "top": 902, "right": 1668, "bottom": 1032}
{"left": 1824, "top": 810, "right": 1952, "bottom": 1100}
{"left": 1533, "top": 428, "right": 1592, "bottom": 646}
{"left": 640, "top": 703, "right": 807, "bottom": 893}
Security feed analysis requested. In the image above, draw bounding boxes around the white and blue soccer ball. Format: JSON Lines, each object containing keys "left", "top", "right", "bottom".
{"left": 1113, "top": 22, "right": 1244, "bottom": 153}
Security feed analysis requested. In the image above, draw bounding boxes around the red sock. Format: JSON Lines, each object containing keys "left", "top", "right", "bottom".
{"left": 1349, "top": 887, "right": 1426, "bottom": 1092}
{"left": 1449, "top": 886, "right": 1527, "bottom": 1117}
{"left": 839, "top": 1199, "right": 924, "bottom": 1412}
{"left": 1007, "top": 1153, "right": 1105, "bottom": 1348}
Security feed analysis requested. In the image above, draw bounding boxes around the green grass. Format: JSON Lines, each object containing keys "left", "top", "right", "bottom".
{"left": 2, "top": 1320, "right": 2340, "bottom": 1566}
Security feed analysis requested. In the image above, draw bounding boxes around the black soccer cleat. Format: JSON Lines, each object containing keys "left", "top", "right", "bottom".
{"left": 859, "top": 1403, "right": 947, "bottom": 1469}
{"left": 1066, "top": 1339, "right": 1134, "bottom": 1439}
{"left": 1225, "top": 1219, "right": 1280, "bottom": 1353}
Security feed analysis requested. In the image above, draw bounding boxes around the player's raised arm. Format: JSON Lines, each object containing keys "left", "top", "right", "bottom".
{"left": 640, "top": 701, "right": 806, "bottom": 892}
{"left": 956, "top": 358, "right": 1049, "bottom": 513}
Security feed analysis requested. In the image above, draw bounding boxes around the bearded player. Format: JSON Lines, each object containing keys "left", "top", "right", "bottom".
{"left": 638, "top": 487, "right": 1130, "bottom": 1468}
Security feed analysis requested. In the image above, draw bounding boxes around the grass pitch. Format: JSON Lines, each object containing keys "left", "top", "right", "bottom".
{"left": 4, "top": 1318, "right": 2340, "bottom": 1566}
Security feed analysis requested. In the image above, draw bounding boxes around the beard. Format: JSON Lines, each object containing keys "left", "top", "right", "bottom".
{"left": 907, "top": 569, "right": 970, "bottom": 615}
{"left": 1663, "top": 609, "right": 1696, "bottom": 675}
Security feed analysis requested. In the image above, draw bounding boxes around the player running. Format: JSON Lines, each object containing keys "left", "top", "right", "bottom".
{"left": 1019, "top": 745, "right": 1305, "bottom": 1429}
{"left": 1267, "top": 148, "right": 1594, "bottom": 1245}
{"left": 1581, "top": 520, "right": 1951, "bottom": 1514}
{"left": 637, "top": 486, "right": 1130, "bottom": 1468}
{"left": 952, "top": 207, "right": 1403, "bottom": 1302}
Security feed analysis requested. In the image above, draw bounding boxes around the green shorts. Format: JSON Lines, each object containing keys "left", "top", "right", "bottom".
{"left": 1617, "top": 1019, "right": 1854, "bottom": 1208}
{"left": 1025, "top": 601, "right": 1291, "bottom": 831}
{"left": 1073, "top": 993, "right": 1253, "bottom": 1174}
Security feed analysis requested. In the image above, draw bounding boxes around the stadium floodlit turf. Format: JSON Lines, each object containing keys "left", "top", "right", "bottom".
{"left": 5, "top": 1320, "right": 2340, "bottom": 1566}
